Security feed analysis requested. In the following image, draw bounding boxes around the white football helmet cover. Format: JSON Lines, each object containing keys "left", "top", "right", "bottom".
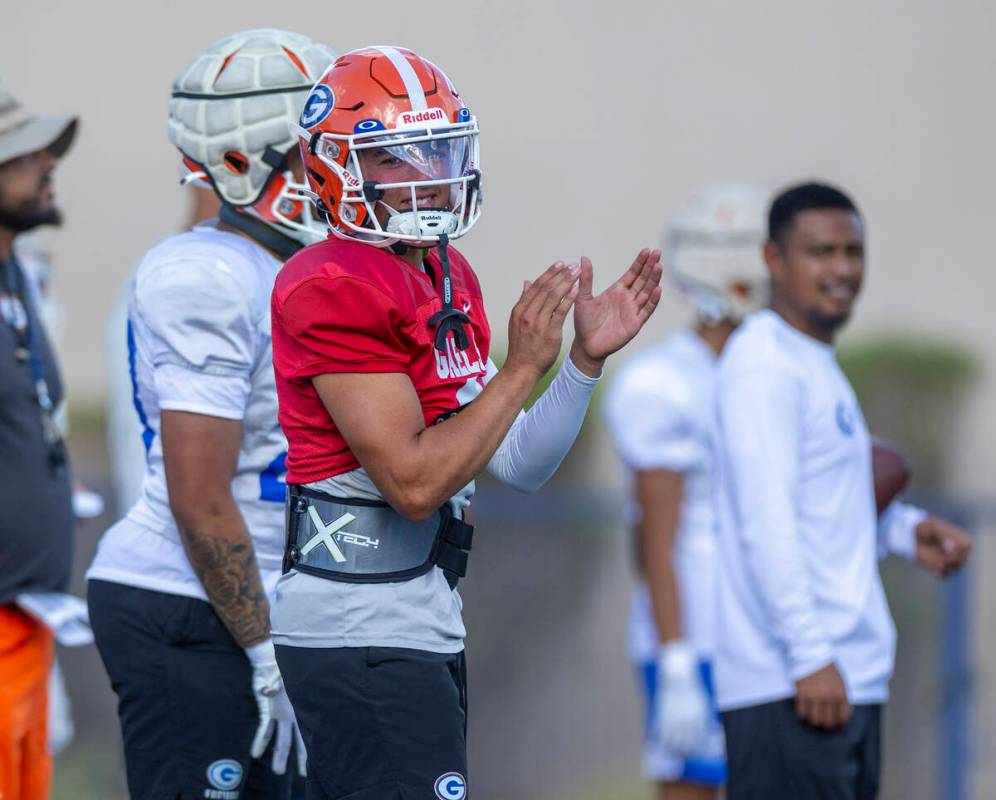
{"left": 168, "top": 29, "right": 337, "bottom": 243}
{"left": 665, "top": 183, "right": 770, "bottom": 324}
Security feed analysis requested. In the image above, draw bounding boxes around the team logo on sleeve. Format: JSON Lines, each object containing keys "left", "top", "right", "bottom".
{"left": 434, "top": 772, "right": 467, "bottom": 800}
{"left": 835, "top": 401, "right": 855, "bottom": 436}
{"left": 300, "top": 84, "right": 335, "bottom": 128}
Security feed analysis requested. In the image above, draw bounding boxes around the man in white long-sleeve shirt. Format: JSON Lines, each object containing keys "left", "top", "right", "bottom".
{"left": 714, "top": 182, "right": 972, "bottom": 800}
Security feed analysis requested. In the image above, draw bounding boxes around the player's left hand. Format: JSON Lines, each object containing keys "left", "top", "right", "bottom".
{"left": 570, "top": 248, "right": 663, "bottom": 376}
{"left": 915, "top": 516, "right": 972, "bottom": 577}
{"left": 656, "top": 641, "right": 711, "bottom": 756}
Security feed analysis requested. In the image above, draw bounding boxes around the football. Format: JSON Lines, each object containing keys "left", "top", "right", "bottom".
{"left": 871, "top": 438, "right": 911, "bottom": 515}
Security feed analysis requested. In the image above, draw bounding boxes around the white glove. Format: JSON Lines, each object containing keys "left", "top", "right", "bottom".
{"left": 245, "top": 639, "right": 307, "bottom": 776}
{"left": 72, "top": 485, "right": 105, "bottom": 519}
{"left": 655, "top": 640, "right": 712, "bottom": 757}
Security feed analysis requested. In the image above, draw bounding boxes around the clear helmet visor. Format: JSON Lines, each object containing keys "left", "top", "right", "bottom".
{"left": 345, "top": 130, "right": 479, "bottom": 243}
{"left": 357, "top": 134, "right": 471, "bottom": 188}
{"left": 306, "top": 120, "right": 481, "bottom": 246}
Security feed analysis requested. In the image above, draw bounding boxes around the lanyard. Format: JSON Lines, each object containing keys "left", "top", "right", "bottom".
{"left": 1, "top": 257, "right": 66, "bottom": 471}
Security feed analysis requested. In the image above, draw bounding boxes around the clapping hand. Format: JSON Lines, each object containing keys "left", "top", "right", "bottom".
{"left": 570, "top": 248, "right": 663, "bottom": 376}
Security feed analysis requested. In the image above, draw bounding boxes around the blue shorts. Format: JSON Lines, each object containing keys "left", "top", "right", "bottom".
{"left": 635, "top": 658, "right": 726, "bottom": 786}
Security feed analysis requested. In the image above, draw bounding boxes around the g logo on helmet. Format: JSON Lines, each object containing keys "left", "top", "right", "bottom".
{"left": 434, "top": 771, "right": 467, "bottom": 800}
{"left": 206, "top": 759, "right": 244, "bottom": 791}
{"left": 300, "top": 84, "right": 335, "bottom": 129}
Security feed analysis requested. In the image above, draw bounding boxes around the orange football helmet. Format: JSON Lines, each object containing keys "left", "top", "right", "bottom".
{"left": 291, "top": 46, "right": 481, "bottom": 247}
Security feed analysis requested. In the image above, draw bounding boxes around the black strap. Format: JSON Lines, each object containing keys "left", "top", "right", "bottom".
{"left": 436, "top": 506, "right": 473, "bottom": 589}
{"left": 432, "top": 541, "right": 469, "bottom": 578}
{"left": 427, "top": 233, "right": 471, "bottom": 352}
{"left": 261, "top": 146, "right": 286, "bottom": 170}
{"left": 219, "top": 204, "right": 303, "bottom": 261}
{"left": 442, "top": 517, "right": 474, "bottom": 551}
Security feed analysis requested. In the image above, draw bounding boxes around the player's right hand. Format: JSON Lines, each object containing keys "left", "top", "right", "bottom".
{"left": 794, "top": 662, "right": 852, "bottom": 729}
{"left": 505, "top": 261, "right": 580, "bottom": 379}
{"left": 246, "top": 639, "right": 308, "bottom": 776}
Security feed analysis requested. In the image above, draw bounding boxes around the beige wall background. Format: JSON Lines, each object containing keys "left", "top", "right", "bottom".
{"left": 3, "top": 0, "right": 994, "bottom": 495}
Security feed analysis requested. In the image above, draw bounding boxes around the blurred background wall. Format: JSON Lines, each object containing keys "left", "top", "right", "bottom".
{"left": 3, "top": 1, "right": 995, "bottom": 797}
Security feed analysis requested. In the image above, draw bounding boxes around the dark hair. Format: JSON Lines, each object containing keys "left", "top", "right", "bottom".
{"left": 768, "top": 182, "right": 860, "bottom": 244}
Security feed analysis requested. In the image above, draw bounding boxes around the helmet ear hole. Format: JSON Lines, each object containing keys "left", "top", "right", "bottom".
{"left": 224, "top": 151, "right": 250, "bottom": 175}
{"left": 307, "top": 168, "right": 327, "bottom": 190}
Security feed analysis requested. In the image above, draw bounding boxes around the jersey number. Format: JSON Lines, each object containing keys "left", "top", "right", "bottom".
{"left": 259, "top": 451, "right": 288, "bottom": 503}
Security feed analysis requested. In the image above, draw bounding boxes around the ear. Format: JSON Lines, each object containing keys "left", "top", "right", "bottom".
{"left": 763, "top": 239, "right": 783, "bottom": 282}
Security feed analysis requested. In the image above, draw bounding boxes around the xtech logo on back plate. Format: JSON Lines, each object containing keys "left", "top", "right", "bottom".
{"left": 204, "top": 758, "right": 243, "bottom": 799}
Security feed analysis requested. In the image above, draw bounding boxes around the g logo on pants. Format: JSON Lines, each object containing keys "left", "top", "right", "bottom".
{"left": 207, "top": 759, "right": 244, "bottom": 790}
{"left": 434, "top": 771, "right": 467, "bottom": 800}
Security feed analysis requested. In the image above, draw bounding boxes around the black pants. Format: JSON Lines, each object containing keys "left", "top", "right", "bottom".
{"left": 722, "top": 699, "right": 882, "bottom": 800}
{"left": 275, "top": 644, "right": 468, "bottom": 800}
{"left": 88, "top": 580, "right": 299, "bottom": 800}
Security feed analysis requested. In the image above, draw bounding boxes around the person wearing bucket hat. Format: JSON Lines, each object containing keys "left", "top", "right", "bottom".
{"left": 0, "top": 81, "right": 77, "bottom": 800}
{"left": 0, "top": 83, "right": 77, "bottom": 244}
{"left": 0, "top": 83, "right": 76, "bottom": 242}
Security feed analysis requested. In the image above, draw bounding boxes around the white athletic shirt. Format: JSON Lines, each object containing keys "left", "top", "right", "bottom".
{"left": 603, "top": 331, "right": 719, "bottom": 662}
{"left": 87, "top": 224, "right": 288, "bottom": 599}
{"left": 713, "top": 309, "right": 925, "bottom": 711}
{"left": 105, "top": 285, "right": 147, "bottom": 517}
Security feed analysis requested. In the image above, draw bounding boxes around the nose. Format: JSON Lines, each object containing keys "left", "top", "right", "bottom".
{"left": 35, "top": 149, "right": 57, "bottom": 174}
{"left": 31, "top": 150, "right": 58, "bottom": 175}
{"left": 830, "top": 251, "right": 861, "bottom": 279}
{"left": 398, "top": 161, "right": 431, "bottom": 183}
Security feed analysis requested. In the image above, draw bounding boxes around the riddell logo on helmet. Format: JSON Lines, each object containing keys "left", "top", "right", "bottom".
{"left": 395, "top": 107, "right": 446, "bottom": 128}
{"left": 340, "top": 169, "right": 360, "bottom": 189}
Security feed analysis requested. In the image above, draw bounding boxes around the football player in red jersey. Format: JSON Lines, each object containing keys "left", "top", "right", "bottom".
{"left": 269, "top": 46, "right": 662, "bottom": 798}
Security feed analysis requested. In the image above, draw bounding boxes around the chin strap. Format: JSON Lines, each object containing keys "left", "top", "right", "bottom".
{"left": 427, "top": 234, "right": 471, "bottom": 352}
{"left": 219, "top": 204, "right": 303, "bottom": 261}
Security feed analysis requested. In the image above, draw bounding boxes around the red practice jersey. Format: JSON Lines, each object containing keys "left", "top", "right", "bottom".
{"left": 271, "top": 238, "right": 491, "bottom": 485}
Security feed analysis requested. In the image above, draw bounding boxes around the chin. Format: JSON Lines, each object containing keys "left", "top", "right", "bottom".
{"left": 0, "top": 205, "right": 62, "bottom": 233}
{"left": 819, "top": 311, "right": 852, "bottom": 335}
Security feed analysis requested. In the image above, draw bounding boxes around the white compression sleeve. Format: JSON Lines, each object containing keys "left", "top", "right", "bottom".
{"left": 486, "top": 356, "right": 599, "bottom": 492}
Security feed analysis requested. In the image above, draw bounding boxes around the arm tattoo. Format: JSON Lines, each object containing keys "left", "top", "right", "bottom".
{"left": 181, "top": 529, "right": 271, "bottom": 647}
